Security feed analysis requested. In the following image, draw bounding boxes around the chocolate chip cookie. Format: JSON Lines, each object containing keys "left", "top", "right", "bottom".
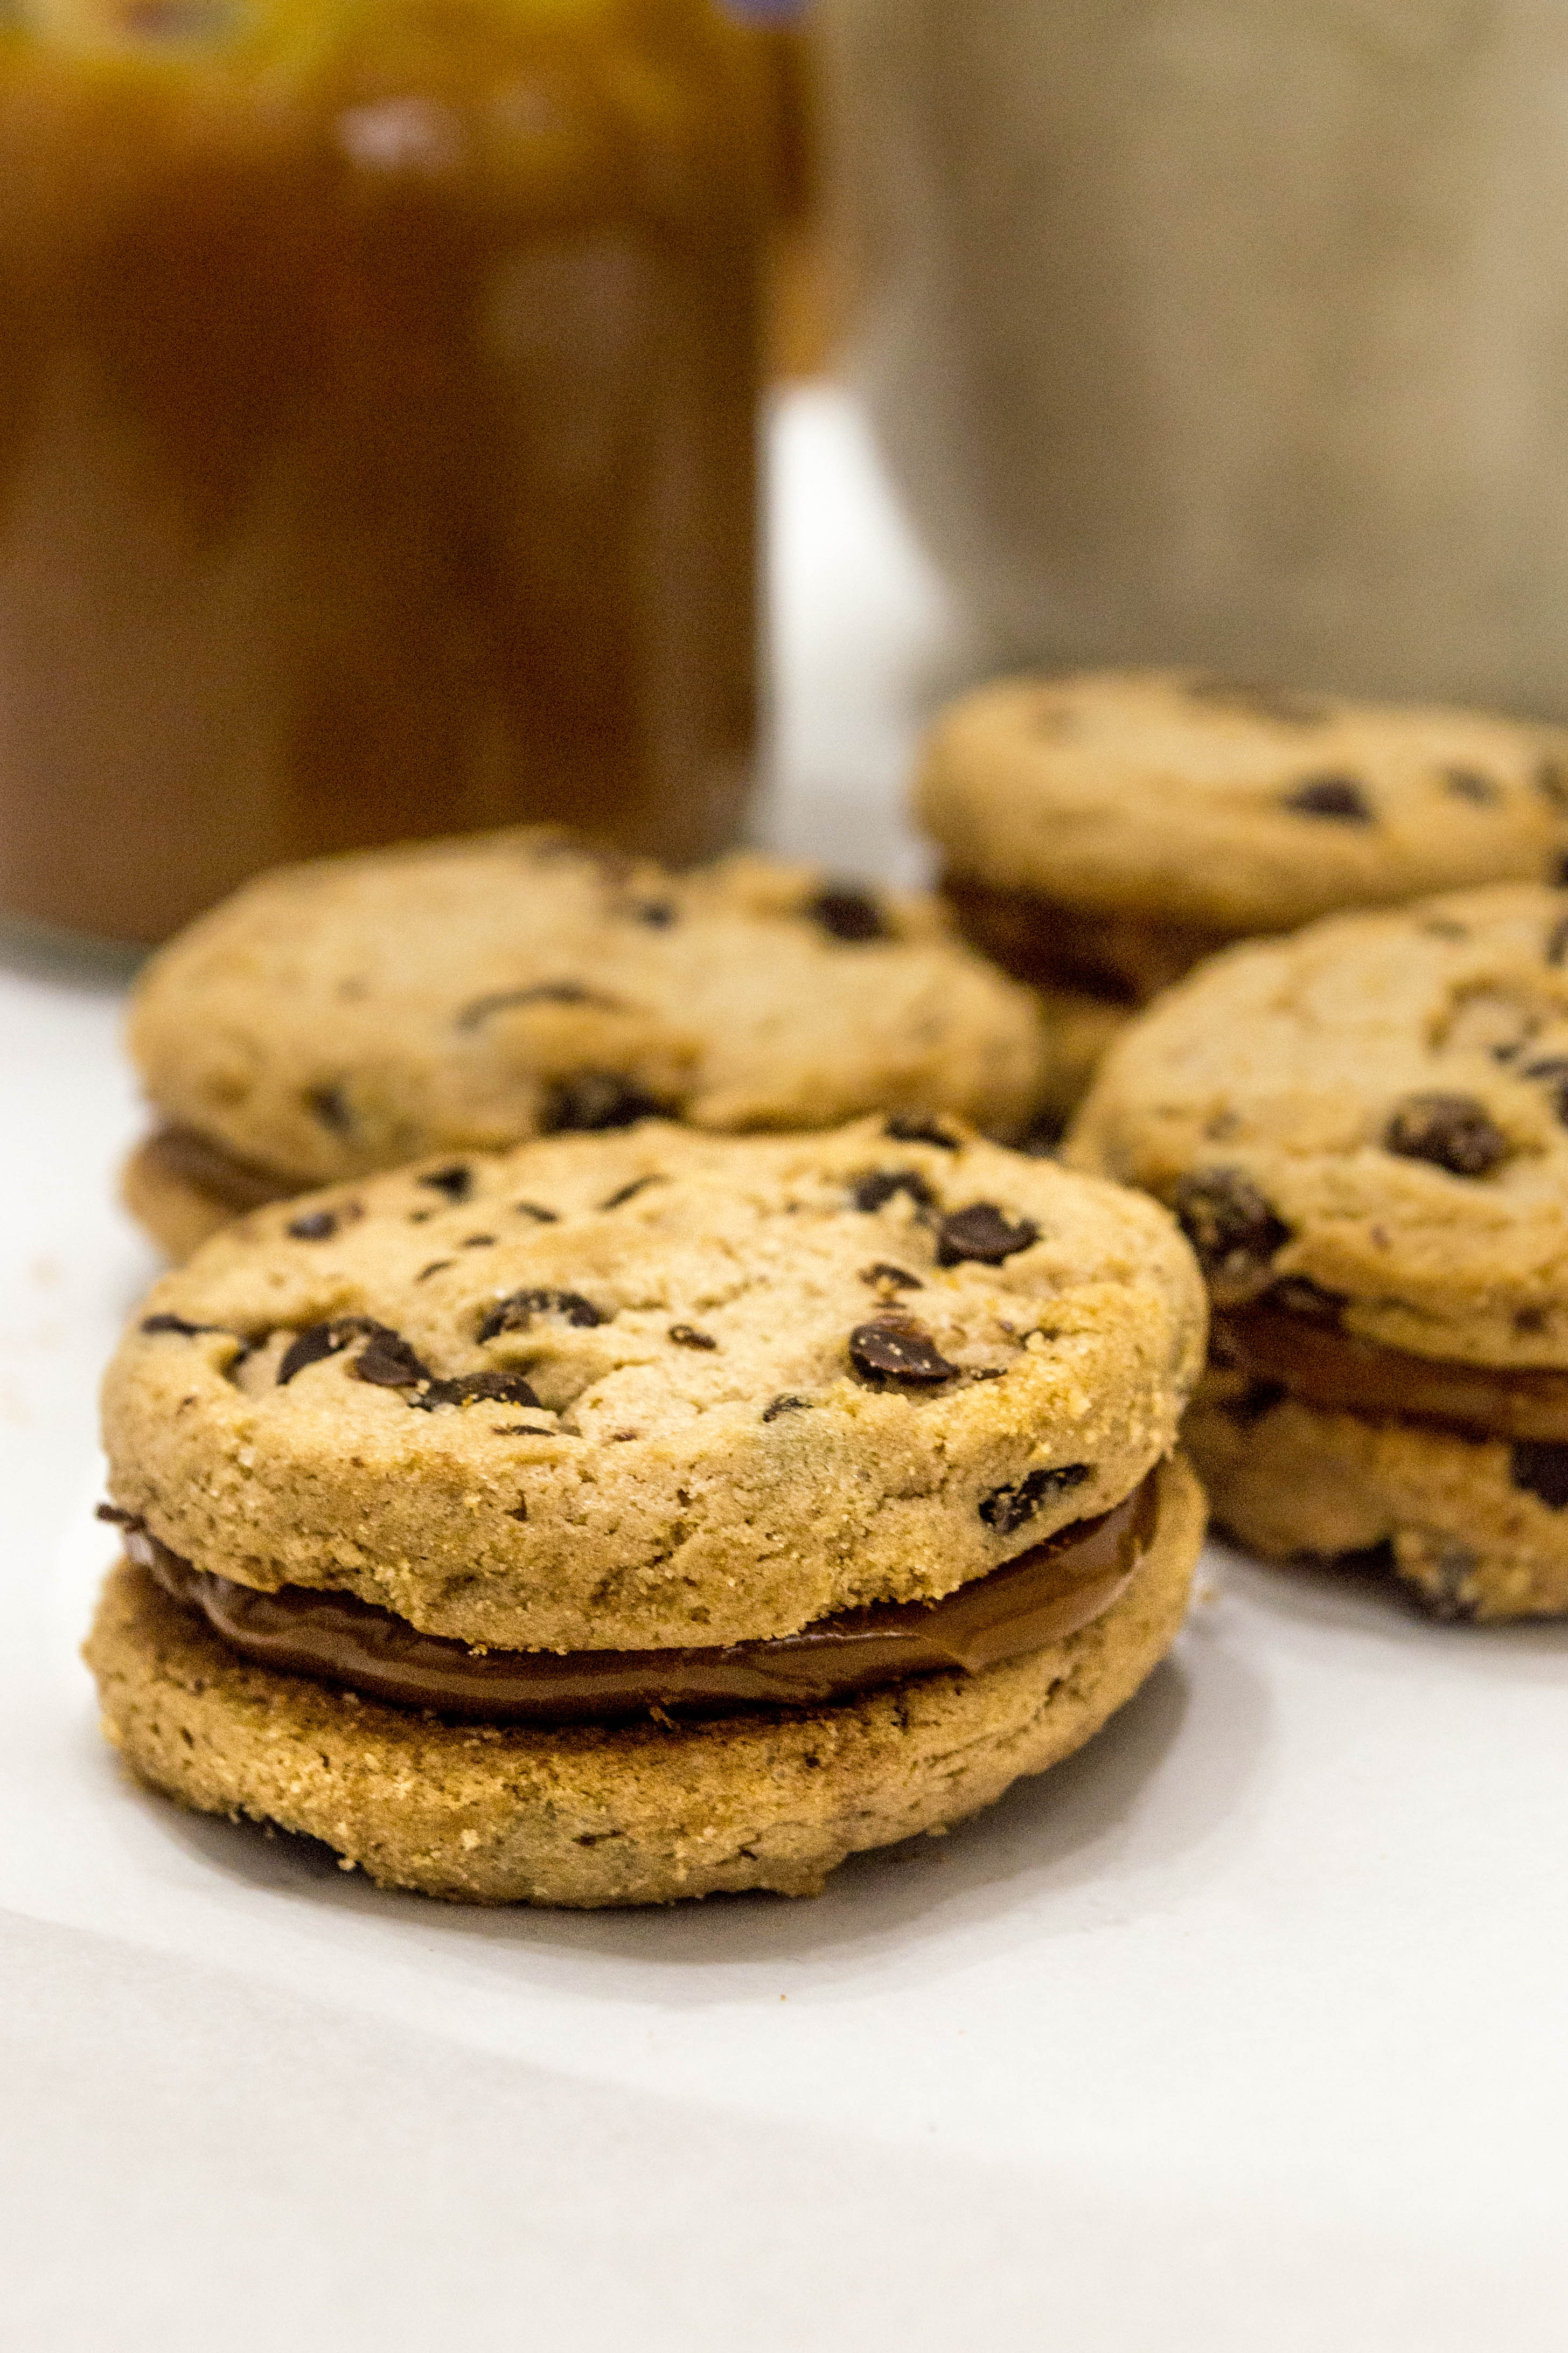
{"left": 919, "top": 669, "right": 1568, "bottom": 1093}
{"left": 1065, "top": 884, "right": 1568, "bottom": 1619}
{"left": 87, "top": 1117, "right": 1208, "bottom": 1904}
{"left": 121, "top": 829, "right": 1059, "bottom": 1260}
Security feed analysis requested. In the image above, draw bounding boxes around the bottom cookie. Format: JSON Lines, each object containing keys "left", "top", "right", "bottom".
{"left": 1187, "top": 1375, "right": 1568, "bottom": 1621}
{"left": 84, "top": 1455, "right": 1203, "bottom": 1907}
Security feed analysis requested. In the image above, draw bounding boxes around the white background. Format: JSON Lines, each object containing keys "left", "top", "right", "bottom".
{"left": 4, "top": 391, "right": 1567, "bottom": 2349}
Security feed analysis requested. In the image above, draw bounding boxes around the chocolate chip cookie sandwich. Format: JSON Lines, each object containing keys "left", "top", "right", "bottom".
{"left": 87, "top": 1117, "right": 1207, "bottom": 1905}
{"left": 1065, "top": 884, "right": 1568, "bottom": 1620}
{"left": 122, "top": 827, "right": 1061, "bottom": 1261}
{"left": 919, "top": 668, "right": 1568, "bottom": 1109}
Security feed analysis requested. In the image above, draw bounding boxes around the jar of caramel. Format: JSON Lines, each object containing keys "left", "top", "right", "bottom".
{"left": 0, "top": 0, "right": 771, "bottom": 940}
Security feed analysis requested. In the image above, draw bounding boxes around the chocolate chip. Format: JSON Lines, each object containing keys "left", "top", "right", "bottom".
{"left": 1186, "top": 677, "right": 1329, "bottom": 727}
{"left": 418, "top": 1163, "right": 472, "bottom": 1202}
{"left": 1551, "top": 853, "right": 1568, "bottom": 887}
{"left": 668, "top": 1323, "right": 717, "bottom": 1350}
{"left": 630, "top": 899, "right": 677, "bottom": 928}
{"left": 1225, "top": 1379, "right": 1287, "bottom": 1426}
{"left": 884, "top": 1114, "right": 960, "bottom": 1150}
{"left": 1170, "top": 1169, "right": 1291, "bottom": 1297}
{"left": 507, "top": 1499, "right": 528, "bottom": 1521}
{"left": 416, "top": 1260, "right": 455, "bottom": 1281}
{"left": 414, "top": 1370, "right": 541, "bottom": 1412}
{"left": 95, "top": 1503, "right": 137, "bottom": 1526}
{"left": 1442, "top": 767, "right": 1501, "bottom": 806}
{"left": 762, "top": 1393, "right": 811, "bottom": 1422}
{"left": 936, "top": 1203, "right": 1040, "bottom": 1267}
{"left": 848, "top": 1315, "right": 959, "bottom": 1386}
{"left": 276, "top": 1317, "right": 379, "bottom": 1385}
{"left": 852, "top": 1168, "right": 936, "bottom": 1215}
{"left": 1383, "top": 1093, "right": 1509, "bottom": 1177}
{"left": 455, "top": 982, "right": 619, "bottom": 1030}
{"left": 1510, "top": 1440, "right": 1568, "bottom": 1510}
{"left": 287, "top": 1209, "right": 341, "bottom": 1241}
{"left": 1537, "top": 757, "right": 1568, "bottom": 811}
{"left": 1522, "top": 1058, "right": 1568, "bottom": 1123}
{"left": 478, "top": 1287, "right": 606, "bottom": 1340}
{"left": 1545, "top": 914, "right": 1568, "bottom": 966}
{"left": 353, "top": 1327, "right": 431, "bottom": 1389}
{"left": 1281, "top": 775, "right": 1374, "bottom": 823}
{"left": 600, "top": 1176, "right": 663, "bottom": 1211}
{"left": 462, "top": 1234, "right": 495, "bottom": 1248}
{"left": 543, "top": 1072, "right": 666, "bottom": 1133}
{"left": 513, "top": 1201, "right": 559, "bottom": 1223}
{"left": 306, "top": 1084, "right": 353, "bottom": 1134}
{"left": 979, "top": 1462, "right": 1090, "bottom": 1534}
{"left": 808, "top": 885, "right": 889, "bottom": 943}
{"left": 140, "top": 1313, "right": 223, "bottom": 1337}
{"left": 861, "top": 1262, "right": 923, "bottom": 1291}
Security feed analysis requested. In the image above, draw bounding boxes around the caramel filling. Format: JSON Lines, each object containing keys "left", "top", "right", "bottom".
{"left": 1216, "top": 1300, "right": 1568, "bottom": 1442}
{"left": 941, "top": 872, "right": 1238, "bottom": 1005}
{"left": 142, "top": 1124, "right": 307, "bottom": 1214}
{"left": 124, "top": 1475, "right": 1158, "bottom": 1726}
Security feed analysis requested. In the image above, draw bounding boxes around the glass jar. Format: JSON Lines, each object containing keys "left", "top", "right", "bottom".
{"left": 823, "top": 0, "right": 1568, "bottom": 717}
{"left": 0, "top": 0, "right": 770, "bottom": 941}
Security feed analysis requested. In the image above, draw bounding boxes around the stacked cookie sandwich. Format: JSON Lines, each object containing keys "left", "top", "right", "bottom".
{"left": 87, "top": 1117, "right": 1206, "bottom": 1904}
{"left": 122, "top": 828, "right": 1060, "bottom": 1259}
{"left": 919, "top": 668, "right": 1568, "bottom": 1108}
{"left": 1067, "top": 885, "right": 1568, "bottom": 1620}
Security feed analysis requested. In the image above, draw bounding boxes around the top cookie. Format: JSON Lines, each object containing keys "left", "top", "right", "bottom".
{"left": 1064, "top": 884, "right": 1568, "bottom": 1368}
{"left": 127, "top": 830, "right": 1054, "bottom": 1186}
{"left": 101, "top": 1119, "right": 1206, "bottom": 1653}
{"left": 918, "top": 669, "right": 1568, "bottom": 936}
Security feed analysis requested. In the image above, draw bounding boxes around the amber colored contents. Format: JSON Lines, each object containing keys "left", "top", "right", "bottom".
{"left": 0, "top": 0, "right": 769, "bottom": 940}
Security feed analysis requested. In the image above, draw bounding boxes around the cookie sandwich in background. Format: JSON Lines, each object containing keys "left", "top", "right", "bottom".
{"left": 87, "top": 1117, "right": 1207, "bottom": 1906}
{"left": 121, "top": 827, "right": 1065, "bottom": 1261}
{"left": 918, "top": 668, "right": 1568, "bottom": 1113}
{"left": 1066, "top": 884, "right": 1568, "bottom": 1622}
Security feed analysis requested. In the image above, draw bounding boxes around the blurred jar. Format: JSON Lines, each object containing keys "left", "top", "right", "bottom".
{"left": 0, "top": 0, "right": 772, "bottom": 942}
{"left": 823, "top": 0, "right": 1568, "bottom": 714}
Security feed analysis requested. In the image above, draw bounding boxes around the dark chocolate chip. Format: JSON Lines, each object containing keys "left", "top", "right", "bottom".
{"left": 630, "top": 899, "right": 677, "bottom": 928}
{"left": 1225, "top": 1378, "right": 1288, "bottom": 1426}
{"left": 1442, "top": 767, "right": 1501, "bottom": 806}
{"left": 762, "top": 1393, "right": 811, "bottom": 1423}
{"left": 807, "top": 885, "right": 889, "bottom": 943}
{"left": 861, "top": 1262, "right": 923, "bottom": 1291}
{"left": 1516, "top": 1306, "right": 1551, "bottom": 1336}
{"left": 455, "top": 982, "right": 620, "bottom": 1031}
{"left": 276, "top": 1317, "right": 379, "bottom": 1385}
{"left": 507, "top": 1500, "right": 529, "bottom": 1521}
{"left": 1522, "top": 1058, "right": 1568, "bottom": 1124}
{"left": 852, "top": 1168, "right": 936, "bottom": 1215}
{"left": 979, "top": 1461, "right": 1090, "bottom": 1535}
{"left": 418, "top": 1163, "right": 472, "bottom": 1202}
{"left": 353, "top": 1327, "right": 431, "bottom": 1389}
{"left": 413, "top": 1370, "right": 542, "bottom": 1412}
{"left": 1537, "top": 758, "right": 1568, "bottom": 811}
{"left": 95, "top": 1503, "right": 137, "bottom": 1526}
{"left": 513, "top": 1201, "right": 559, "bottom": 1223}
{"left": 305, "top": 1084, "right": 353, "bottom": 1134}
{"left": 1170, "top": 1169, "right": 1291, "bottom": 1295}
{"left": 600, "top": 1176, "right": 663, "bottom": 1211}
{"left": 1383, "top": 1093, "right": 1509, "bottom": 1178}
{"left": 848, "top": 1316, "right": 960, "bottom": 1386}
{"left": 1281, "top": 775, "right": 1374, "bottom": 823}
{"left": 416, "top": 1260, "right": 455, "bottom": 1281}
{"left": 478, "top": 1287, "right": 606, "bottom": 1340}
{"left": 140, "top": 1313, "right": 224, "bottom": 1337}
{"left": 936, "top": 1202, "right": 1040, "bottom": 1267}
{"left": 667, "top": 1323, "right": 717, "bottom": 1350}
{"left": 1545, "top": 914, "right": 1568, "bottom": 966}
{"left": 1186, "top": 677, "right": 1329, "bottom": 727}
{"left": 1510, "top": 1440, "right": 1568, "bottom": 1511}
{"left": 884, "top": 1114, "right": 960, "bottom": 1150}
{"left": 543, "top": 1071, "right": 667, "bottom": 1133}
{"left": 462, "top": 1234, "right": 496, "bottom": 1248}
{"left": 287, "top": 1209, "right": 340, "bottom": 1240}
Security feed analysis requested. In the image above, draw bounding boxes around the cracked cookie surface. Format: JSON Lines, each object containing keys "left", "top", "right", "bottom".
{"left": 102, "top": 1119, "right": 1206, "bottom": 1653}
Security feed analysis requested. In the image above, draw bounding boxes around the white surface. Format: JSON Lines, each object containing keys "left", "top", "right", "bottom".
{"left": 5, "top": 391, "right": 1568, "bottom": 2349}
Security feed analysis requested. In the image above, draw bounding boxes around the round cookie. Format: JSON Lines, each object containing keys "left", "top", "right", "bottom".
{"left": 90, "top": 1119, "right": 1208, "bottom": 1904}
{"left": 122, "top": 829, "right": 1060, "bottom": 1259}
{"left": 85, "top": 1456, "right": 1202, "bottom": 1907}
{"left": 919, "top": 667, "right": 1568, "bottom": 1015}
{"left": 1065, "top": 883, "right": 1568, "bottom": 1618}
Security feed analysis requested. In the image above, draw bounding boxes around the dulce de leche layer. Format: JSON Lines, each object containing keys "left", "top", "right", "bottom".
{"left": 123, "top": 1475, "right": 1158, "bottom": 1727}
{"left": 1216, "top": 1300, "right": 1568, "bottom": 1442}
